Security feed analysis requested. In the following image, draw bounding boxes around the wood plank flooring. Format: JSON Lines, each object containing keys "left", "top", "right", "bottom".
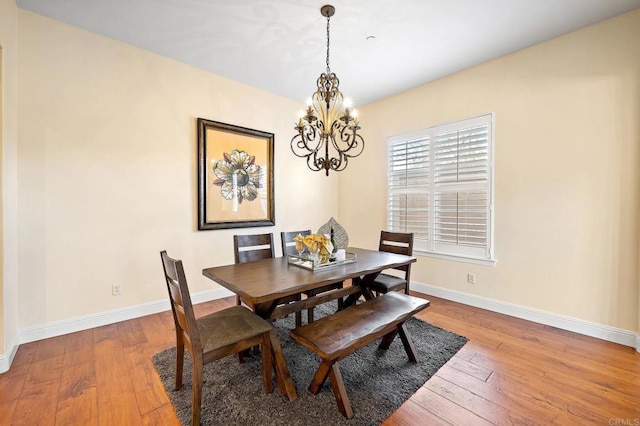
{"left": 0, "top": 292, "right": 638, "bottom": 425}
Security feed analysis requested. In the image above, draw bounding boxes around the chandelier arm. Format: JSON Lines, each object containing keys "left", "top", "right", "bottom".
{"left": 345, "top": 134, "right": 365, "bottom": 158}
{"left": 292, "top": 134, "right": 323, "bottom": 173}
{"left": 308, "top": 154, "right": 322, "bottom": 172}
{"left": 335, "top": 126, "right": 365, "bottom": 158}
{"left": 291, "top": 125, "right": 322, "bottom": 158}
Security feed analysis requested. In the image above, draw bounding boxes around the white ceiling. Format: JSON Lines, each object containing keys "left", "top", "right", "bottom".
{"left": 16, "top": 0, "right": 640, "bottom": 106}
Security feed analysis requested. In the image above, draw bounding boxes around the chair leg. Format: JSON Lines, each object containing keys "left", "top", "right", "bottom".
{"left": 295, "top": 310, "right": 302, "bottom": 327}
{"left": 175, "top": 341, "right": 184, "bottom": 390}
{"left": 235, "top": 295, "right": 241, "bottom": 306}
{"left": 307, "top": 307, "right": 314, "bottom": 324}
{"left": 191, "top": 356, "right": 204, "bottom": 426}
{"left": 261, "top": 332, "right": 273, "bottom": 394}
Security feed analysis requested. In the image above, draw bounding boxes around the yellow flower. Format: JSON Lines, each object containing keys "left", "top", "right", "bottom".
{"left": 299, "top": 233, "right": 333, "bottom": 261}
{"left": 293, "top": 234, "right": 305, "bottom": 253}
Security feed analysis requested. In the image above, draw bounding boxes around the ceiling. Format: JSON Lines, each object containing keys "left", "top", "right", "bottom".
{"left": 16, "top": 0, "right": 640, "bottom": 106}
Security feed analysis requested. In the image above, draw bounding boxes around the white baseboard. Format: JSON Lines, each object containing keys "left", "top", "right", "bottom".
{"left": 0, "top": 334, "right": 19, "bottom": 373}
{"left": 412, "top": 282, "right": 638, "bottom": 349}
{"left": 0, "top": 287, "right": 234, "bottom": 373}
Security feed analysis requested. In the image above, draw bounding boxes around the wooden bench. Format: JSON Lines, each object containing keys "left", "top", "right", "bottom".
{"left": 289, "top": 291, "right": 430, "bottom": 419}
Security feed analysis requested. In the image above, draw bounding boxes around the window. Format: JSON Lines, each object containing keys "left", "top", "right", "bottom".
{"left": 387, "top": 114, "right": 494, "bottom": 264}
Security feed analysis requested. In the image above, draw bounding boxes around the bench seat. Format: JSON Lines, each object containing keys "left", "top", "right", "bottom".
{"left": 289, "top": 291, "right": 430, "bottom": 418}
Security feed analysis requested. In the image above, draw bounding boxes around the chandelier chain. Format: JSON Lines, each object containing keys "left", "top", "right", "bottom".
{"left": 326, "top": 13, "right": 331, "bottom": 74}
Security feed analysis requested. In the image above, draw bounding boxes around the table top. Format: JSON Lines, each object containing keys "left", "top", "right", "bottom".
{"left": 202, "top": 247, "right": 416, "bottom": 305}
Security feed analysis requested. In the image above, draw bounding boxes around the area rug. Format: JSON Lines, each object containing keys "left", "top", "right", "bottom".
{"left": 152, "top": 303, "right": 467, "bottom": 425}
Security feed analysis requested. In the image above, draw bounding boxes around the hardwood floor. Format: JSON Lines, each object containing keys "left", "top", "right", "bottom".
{"left": 1, "top": 292, "right": 638, "bottom": 425}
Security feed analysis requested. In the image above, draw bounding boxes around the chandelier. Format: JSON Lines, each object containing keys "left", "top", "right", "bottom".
{"left": 291, "top": 4, "right": 364, "bottom": 176}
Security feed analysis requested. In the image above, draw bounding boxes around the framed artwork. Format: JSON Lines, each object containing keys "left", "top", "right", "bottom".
{"left": 197, "top": 118, "right": 275, "bottom": 230}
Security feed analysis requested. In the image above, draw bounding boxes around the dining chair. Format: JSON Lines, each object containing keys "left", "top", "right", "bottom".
{"left": 369, "top": 231, "right": 414, "bottom": 296}
{"left": 234, "top": 233, "right": 302, "bottom": 327}
{"left": 160, "top": 250, "right": 273, "bottom": 426}
{"left": 280, "top": 230, "right": 344, "bottom": 324}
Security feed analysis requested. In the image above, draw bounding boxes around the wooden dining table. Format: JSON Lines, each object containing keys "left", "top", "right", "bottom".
{"left": 202, "top": 247, "right": 417, "bottom": 401}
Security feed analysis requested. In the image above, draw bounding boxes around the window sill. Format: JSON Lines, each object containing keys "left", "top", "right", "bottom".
{"left": 414, "top": 250, "right": 497, "bottom": 266}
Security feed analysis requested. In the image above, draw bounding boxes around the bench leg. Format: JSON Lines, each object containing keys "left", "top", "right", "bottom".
{"left": 270, "top": 330, "right": 298, "bottom": 401}
{"left": 378, "top": 328, "right": 399, "bottom": 350}
{"left": 378, "top": 322, "right": 418, "bottom": 363}
{"left": 398, "top": 323, "right": 419, "bottom": 363}
{"left": 309, "top": 359, "right": 332, "bottom": 394}
{"left": 329, "top": 363, "right": 354, "bottom": 419}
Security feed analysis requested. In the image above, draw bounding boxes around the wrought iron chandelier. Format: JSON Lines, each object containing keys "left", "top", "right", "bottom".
{"left": 291, "top": 4, "right": 364, "bottom": 176}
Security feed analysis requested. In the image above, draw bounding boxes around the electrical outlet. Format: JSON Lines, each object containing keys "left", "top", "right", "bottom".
{"left": 112, "top": 284, "right": 122, "bottom": 296}
{"left": 467, "top": 273, "right": 476, "bottom": 284}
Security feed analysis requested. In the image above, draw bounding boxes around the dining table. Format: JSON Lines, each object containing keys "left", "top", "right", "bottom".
{"left": 202, "top": 246, "right": 417, "bottom": 401}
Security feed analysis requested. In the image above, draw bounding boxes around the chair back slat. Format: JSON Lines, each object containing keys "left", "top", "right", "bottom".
{"left": 281, "top": 230, "right": 311, "bottom": 256}
{"left": 233, "top": 233, "right": 275, "bottom": 264}
{"left": 160, "top": 250, "right": 201, "bottom": 353}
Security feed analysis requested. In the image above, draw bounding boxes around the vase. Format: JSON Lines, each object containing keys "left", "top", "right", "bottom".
{"left": 308, "top": 248, "right": 321, "bottom": 266}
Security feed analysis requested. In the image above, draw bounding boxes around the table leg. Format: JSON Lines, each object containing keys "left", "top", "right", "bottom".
{"left": 343, "top": 273, "right": 379, "bottom": 306}
{"left": 254, "top": 300, "right": 278, "bottom": 319}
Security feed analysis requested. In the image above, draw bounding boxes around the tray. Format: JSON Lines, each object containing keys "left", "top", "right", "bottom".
{"left": 287, "top": 251, "right": 357, "bottom": 272}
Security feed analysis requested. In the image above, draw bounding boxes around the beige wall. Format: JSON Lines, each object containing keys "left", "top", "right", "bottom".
{"left": 6, "top": 5, "right": 640, "bottom": 351}
{"left": 0, "top": 33, "right": 4, "bottom": 356}
{"left": 341, "top": 10, "right": 640, "bottom": 332}
{"left": 0, "top": 0, "right": 19, "bottom": 358}
{"left": 16, "top": 10, "right": 338, "bottom": 328}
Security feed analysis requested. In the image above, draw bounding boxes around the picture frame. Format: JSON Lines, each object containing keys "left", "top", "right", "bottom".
{"left": 197, "top": 118, "right": 275, "bottom": 230}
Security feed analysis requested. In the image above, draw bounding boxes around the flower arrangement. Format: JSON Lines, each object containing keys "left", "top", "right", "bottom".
{"left": 294, "top": 233, "right": 334, "bottom": 263}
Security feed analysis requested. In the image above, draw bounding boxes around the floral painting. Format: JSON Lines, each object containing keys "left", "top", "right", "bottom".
{"left": 213, "top": 149, "right": 261, "bottom": 204}
{"left": 197, "top": 119, "right": 275, "bottom": 230}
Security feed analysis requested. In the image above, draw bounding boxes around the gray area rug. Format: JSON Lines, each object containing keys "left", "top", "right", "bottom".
{"left": 152, "top": 303, "right": 467, "bottom": 425}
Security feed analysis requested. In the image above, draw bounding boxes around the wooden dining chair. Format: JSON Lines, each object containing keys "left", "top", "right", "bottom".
{"left": 280, "top": 230, "right": 344, "bottom": 324}
{"left": 369, "top": 231, "right": 414, "bottom": 296}
{"left": 234, "top": 233, "right": 302, "bottom": 327}
{"left": 160, "top": 250, "right": 273, "bottom": 426}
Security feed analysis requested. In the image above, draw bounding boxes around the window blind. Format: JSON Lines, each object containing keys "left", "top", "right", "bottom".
{"left": 388, "top": 137, "right": 430, "bottom": 246}
{"left": 387, "top": 114, "right": 494, "bottom": 261}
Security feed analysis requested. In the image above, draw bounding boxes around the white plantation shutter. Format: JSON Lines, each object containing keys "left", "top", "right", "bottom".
{"left": 388, "top": 193, "right": 429, "bottom": 239}
{"left": 388, "top": 137, "right": 430, "bottom": 188}
{"left": 388, "top": 114, "right": 494, "bottom": 262}
{"left": 388, "top": 137, "right": 430, "bottom": 251}
{"left": 434, "top": 125, "right": 489, "bottom": 184}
